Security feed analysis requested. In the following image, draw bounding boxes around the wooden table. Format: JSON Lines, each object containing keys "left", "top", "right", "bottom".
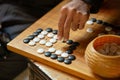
{"left": 7, "top": 0, "right": 120, "bottom": 80}
{"left": 28, "top": 61, "right": 82, "bottom": 80}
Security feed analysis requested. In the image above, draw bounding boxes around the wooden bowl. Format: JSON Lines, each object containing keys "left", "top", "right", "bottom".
{"left": 85, "top": 35, "right": 120, "bottom": 78}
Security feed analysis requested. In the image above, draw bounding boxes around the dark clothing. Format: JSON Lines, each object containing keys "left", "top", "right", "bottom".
{"left": 0, "top": 4, "right": 37, "bottom": 39}
{"left": 0, "top": 0, "right": 62, "bottom": 18}
{"left": 0, "top": 4, "right": 36, "bottom": 80}
{"left": 84, "top": 0, "right": 104, "bottom": 13}
{"left": 0, "top": 1, "right": 61, "bottom": 80}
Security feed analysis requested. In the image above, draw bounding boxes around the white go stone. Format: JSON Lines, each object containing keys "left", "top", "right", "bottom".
{"left": 53, "top": 35, "right": 58, "bottom": 39}
{"left": 86, "top": 27, "right": 94, "bottom": 33}
{"left": 86, "top": 20, "right": 94, "bottom": 25}
{"left": 48, "top": 47, "right": 56, "bottom": 52}
{"left": 28, "top": 41, "right": 36, "bottom": 46}
{"left": 105, "top": 27, "right": 112, "bottom": 31}
{"left": 45, "top": 42, "right": 53, "bottom": 47}
{"left": 41, "top": 30, "right": 48, "bottom": 35}
{"left": 47, "top": 33, "right": 54, "bottom": 38}
{"left": 37, "top": 48, "right": 45, "bottom": 54}
{"left": 39, "top": 39, "right": 46, "bottom": 45}
{"left": 61, "top": 52, "right": 69, "bottom": 58}
{"left": 55, "top": 50, "right": 62, "bottom": 55}
{"left": 38, "top": 34, "right": 45, "bottom": 39}
{"left": 33, "top": 37, "right": 40, "bottom": 42}
{"left": 49, "top": 38, "right": 57, "bottom": 43}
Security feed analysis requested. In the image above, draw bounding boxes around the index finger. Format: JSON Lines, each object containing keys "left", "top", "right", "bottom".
{"left": 58, "top": 7, "right": 67, "bottom": 40}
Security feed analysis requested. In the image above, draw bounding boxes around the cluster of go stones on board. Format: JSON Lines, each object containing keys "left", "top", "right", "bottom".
{"left": 22, "top": 17, "right": 120, "bottom": 64}
{"left": 23, "top": 28, "right": 80, "bottom": 64}
{"left": 86, "top": 18, "right": 120, "bottom": 36}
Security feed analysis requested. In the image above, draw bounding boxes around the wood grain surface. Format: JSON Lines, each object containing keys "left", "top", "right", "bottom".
{"left": 7, "top": 0, "right": 120, "bottom": 80}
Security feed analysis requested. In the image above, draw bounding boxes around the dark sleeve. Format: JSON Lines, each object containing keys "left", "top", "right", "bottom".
{"left": 83, "top": 0, "right": 104, "bottom": 13}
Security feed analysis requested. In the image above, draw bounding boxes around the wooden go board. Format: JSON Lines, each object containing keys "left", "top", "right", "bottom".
{"left": 7, "top": 0, "right": 120, "bottom": 80}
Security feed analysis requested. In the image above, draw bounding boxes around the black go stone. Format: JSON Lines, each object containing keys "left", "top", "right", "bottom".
{"left": 68, "top": 55, "right": 76, "bottom": 60}
{"left": 36, "top": 28, "right": 43, "bottom": 33}
{"left": 66, "top": 40, "right": 73, "bottom": 45}
{"left": 23, "top": 39, "right": 30, "bottom": 43}
{"left": 32, "top": 32, "right": 39, "bottom": 36}
{"left": 90, "top": 18, "right": 96, "bottom": 22}
{"left": 72, "top": 42, "right": 80, "bottom": 47}
{"left": 52, "top": 30, "right": 58, "bottom": 34}
{"left": 57, "top": 57, "right": 65, "bottom": 62}
{"left": 69, "top": 46, "right": 76, "bottom": 50}
{"left": 102, "top": 22, "right": 110, "bottom": 26}
{"left": 66, "top": 49, "right": 73, "bottom": 54}
{"left": 44, "top": 51, "right": 51, "bottom": 57}
{"left": 64, "top": 59, "right": 72, "bottom": 64}
{"left": 103, "top": 22, "right": 114, "bottom": 27}
{"left": 96, "top": 20, "right": 103, "bottom": 24}
{"left": 45, "top": 28, "right": 53, "bottom": 32}
{"left": 27, "top": 35, "right": 35, "bottom": 40}
{"left": 50, "top": 54, "right": 58, "bottom": 59}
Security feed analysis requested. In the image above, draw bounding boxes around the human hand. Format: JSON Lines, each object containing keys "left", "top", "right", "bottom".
{"left": 58, "top": 0, "right": 91, "bottom": 41}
